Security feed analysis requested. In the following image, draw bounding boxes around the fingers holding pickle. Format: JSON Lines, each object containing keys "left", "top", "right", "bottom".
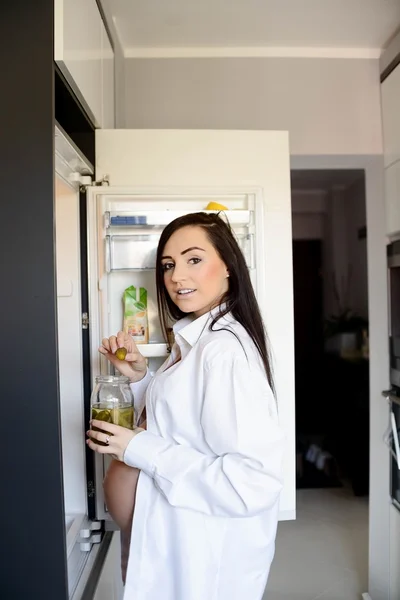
{"left": 98, "top": 331, "right": 148, "bottom": 383}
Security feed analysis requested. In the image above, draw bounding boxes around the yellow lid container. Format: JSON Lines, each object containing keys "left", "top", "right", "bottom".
{"left": 205, "top": 201, "right": 228, "bottom": 211}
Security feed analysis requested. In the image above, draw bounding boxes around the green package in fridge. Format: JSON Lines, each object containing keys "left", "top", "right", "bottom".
{"left": 123, "top": 285, "right": 149, "bottom": 344}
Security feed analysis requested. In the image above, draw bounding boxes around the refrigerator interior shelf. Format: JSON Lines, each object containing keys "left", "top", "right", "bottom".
{"left": 106, "top": 232, "right": 254, "bottom": 271}
{"left": 106, "top": 234, "right": 158, "bottom": 271}
{"left": 105, "top": 209, "right": 252, "bottom": 228}
{"left": 139, "top": 343, "right": 170, "bottom": 358}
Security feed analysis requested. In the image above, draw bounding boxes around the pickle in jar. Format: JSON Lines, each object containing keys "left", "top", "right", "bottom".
{"left": 91, "top": 405, "right": 113, "bottom": 445}
{"left": 91, "top": 403, "right": 134, "bottom": 446}
{"left": 114, "top": 406, "right": 134, "bottom": 429}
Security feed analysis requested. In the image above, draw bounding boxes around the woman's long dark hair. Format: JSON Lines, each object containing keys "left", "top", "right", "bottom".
{"left": 156, "top": 212, "right": 274, "bottom": 392}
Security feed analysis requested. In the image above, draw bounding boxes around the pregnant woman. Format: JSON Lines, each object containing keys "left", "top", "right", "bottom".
{"left": 87, "top": 212, "right": 285, "bottom": 600}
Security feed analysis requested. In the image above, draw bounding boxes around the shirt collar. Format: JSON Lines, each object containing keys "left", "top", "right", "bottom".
{"left": 173, "top": 304, "right": 229, "bottom": 348}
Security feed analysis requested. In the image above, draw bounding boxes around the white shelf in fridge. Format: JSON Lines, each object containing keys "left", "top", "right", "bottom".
{"left": 105, "top": 231, "right": 253, "bottom": 271}
{"left": 106, "top": 209, "right": 252, "bottom": 228}
{"left": 139, "top": 343, "right": 169, "bottom": 358}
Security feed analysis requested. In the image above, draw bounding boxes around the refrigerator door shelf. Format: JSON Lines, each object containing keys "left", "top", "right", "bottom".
{"left": 139, "top": 343, "right": 169, "bottom": 358}
{"left": 105, "top": 208, "right": 253, "bottom": 229}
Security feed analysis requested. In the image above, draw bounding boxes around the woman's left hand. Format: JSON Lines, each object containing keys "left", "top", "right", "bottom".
{"left": 87, "top": 420, "right": 145, "bottom": 462}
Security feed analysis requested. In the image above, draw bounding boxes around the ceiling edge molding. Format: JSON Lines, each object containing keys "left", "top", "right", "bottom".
{"left": 124, "top": 46, "right": 382, "bottom": 59}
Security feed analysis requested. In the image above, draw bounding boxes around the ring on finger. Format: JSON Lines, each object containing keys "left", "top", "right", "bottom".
{"left": 105, "top": 435, "right": 111, "bottom": 445}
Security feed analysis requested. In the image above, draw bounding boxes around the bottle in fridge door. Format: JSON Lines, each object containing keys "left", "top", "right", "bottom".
{"left": 122, "top": 285, "right": 149, "bottom": 344}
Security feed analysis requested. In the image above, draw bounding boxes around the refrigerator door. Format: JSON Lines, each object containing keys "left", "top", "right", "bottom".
{"left": 88, "top": 129, "right": 296, "bottom": 520}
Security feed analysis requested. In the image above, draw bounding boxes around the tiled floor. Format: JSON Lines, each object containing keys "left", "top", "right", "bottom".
{"left": 264, "top": 486, "right": 369, "bottom": 600}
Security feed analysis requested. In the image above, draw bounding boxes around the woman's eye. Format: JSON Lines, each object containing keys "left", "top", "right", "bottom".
{"left": 162, "top": 263, "right": 174, "bottom": 272}
{"left": 189, "top": 258, "right": 201, "bottom": 265}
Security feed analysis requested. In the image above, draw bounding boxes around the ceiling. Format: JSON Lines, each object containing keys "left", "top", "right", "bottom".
{"left": 105, "top": 0, "right": 400, "bottom": 53}
{"left": 291, "top": 169, "right": 365, "bottom": 192}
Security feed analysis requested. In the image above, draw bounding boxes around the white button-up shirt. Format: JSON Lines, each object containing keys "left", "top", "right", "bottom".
{"left": 123, "top": 309, "right": 284, "bottom": 600}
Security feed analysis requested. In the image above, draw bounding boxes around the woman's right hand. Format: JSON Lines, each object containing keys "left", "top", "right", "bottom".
{"left": 99, "top": 331, "right": 147, "bottom": 383}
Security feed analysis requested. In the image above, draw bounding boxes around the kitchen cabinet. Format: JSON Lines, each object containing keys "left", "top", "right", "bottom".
{"left": 382, "top": 64, "right": 400, "bottom": 169}
{"left": 381, "top": 64, "right": 400, "bottom": 237}
{"left": 384, "top": 160, "right": 400, "bottom": 238}
{"left": 55, "top": 0, "right": 115, "bottom": 128}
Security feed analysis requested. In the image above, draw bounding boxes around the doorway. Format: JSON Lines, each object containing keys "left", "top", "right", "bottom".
{"left": 291, "top": 170, "right": 369, "bottom": 495}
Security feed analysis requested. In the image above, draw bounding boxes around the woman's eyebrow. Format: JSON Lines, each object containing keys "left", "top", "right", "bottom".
{"left": 161, "top": 246, "right": 205, "bottom": 260}
{"left": 181, "top": 247, "right": 205, "bottom": 256}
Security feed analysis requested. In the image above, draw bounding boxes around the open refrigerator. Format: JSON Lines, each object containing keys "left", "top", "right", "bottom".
{"left": 55, "top": 126, "right": 295, "bottom": 599}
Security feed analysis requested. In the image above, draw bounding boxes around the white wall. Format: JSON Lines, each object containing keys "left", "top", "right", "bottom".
{"left": 124, "top": 57, "right": 382, "bottom": 155}
{"left": 292, "top": 213, "right": 324, "bottom": 240}
{"left": 291, "top": 191, "right": 326, "bottom": 240}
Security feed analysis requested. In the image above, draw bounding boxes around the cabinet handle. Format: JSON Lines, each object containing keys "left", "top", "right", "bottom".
{"left": 383, "top": 425, "right": 400, "bottom": 464}
{"left": 383, "top": 390, "right": 400, "bottom": 406}
{"left": 391, "top": 411, "right": 400, "bottom": 470}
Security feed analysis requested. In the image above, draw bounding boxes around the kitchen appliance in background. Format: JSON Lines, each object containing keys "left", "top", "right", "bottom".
{"left": 85, "top": 129, "right": 295, "bottom": 525}
{"left": 388, "top": 240, "right": 400, "bottom": 389}
{"left": 385, "top": 241, "right": 400, "bottom": 514}
{"left": 384, "top": 390, "right": 400, "bottom": 511}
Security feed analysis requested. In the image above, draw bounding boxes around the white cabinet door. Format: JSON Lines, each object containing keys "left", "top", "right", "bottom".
{"left": 101, "top": 23, "right": 115, "bottom": 129}
{"left": 94, "top": 129, "right": 296, "bottom": 520}
{"left": 382, "top": 65, "right": 400, "bottom": 169}
{"left": 55, "top": 0, "right": 103, "bottom": 127}
{"left": 385, "top": 160, "right": 400, "bottom": 238}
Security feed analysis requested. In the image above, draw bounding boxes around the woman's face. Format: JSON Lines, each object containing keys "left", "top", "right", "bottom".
{"left": 161, "top": 226, "right": 229, "bottom": 318}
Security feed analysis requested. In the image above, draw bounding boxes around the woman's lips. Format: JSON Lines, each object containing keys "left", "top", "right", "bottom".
{"left": 176, "top": 289, "right": 196, "bottom": 299}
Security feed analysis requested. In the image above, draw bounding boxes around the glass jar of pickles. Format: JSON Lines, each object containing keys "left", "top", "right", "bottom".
{"left": 90, "top": 375, "right": 136, "bottom": 444}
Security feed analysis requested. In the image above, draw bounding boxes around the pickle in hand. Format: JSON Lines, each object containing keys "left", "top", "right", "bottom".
{"left": 115, "top": 347, "right": 127, "bottom": 361}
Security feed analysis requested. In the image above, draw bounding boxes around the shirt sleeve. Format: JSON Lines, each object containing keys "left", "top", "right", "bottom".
{"left": 129, "top": 369, "right": 152, "bottom": 420}
{"left": 124, "top": 354, "right": 285, "bottom": 518}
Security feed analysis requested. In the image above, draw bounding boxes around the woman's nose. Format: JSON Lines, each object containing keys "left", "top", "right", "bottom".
{"left": 171, "top": 264, "right": 186, "bottom": 282}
